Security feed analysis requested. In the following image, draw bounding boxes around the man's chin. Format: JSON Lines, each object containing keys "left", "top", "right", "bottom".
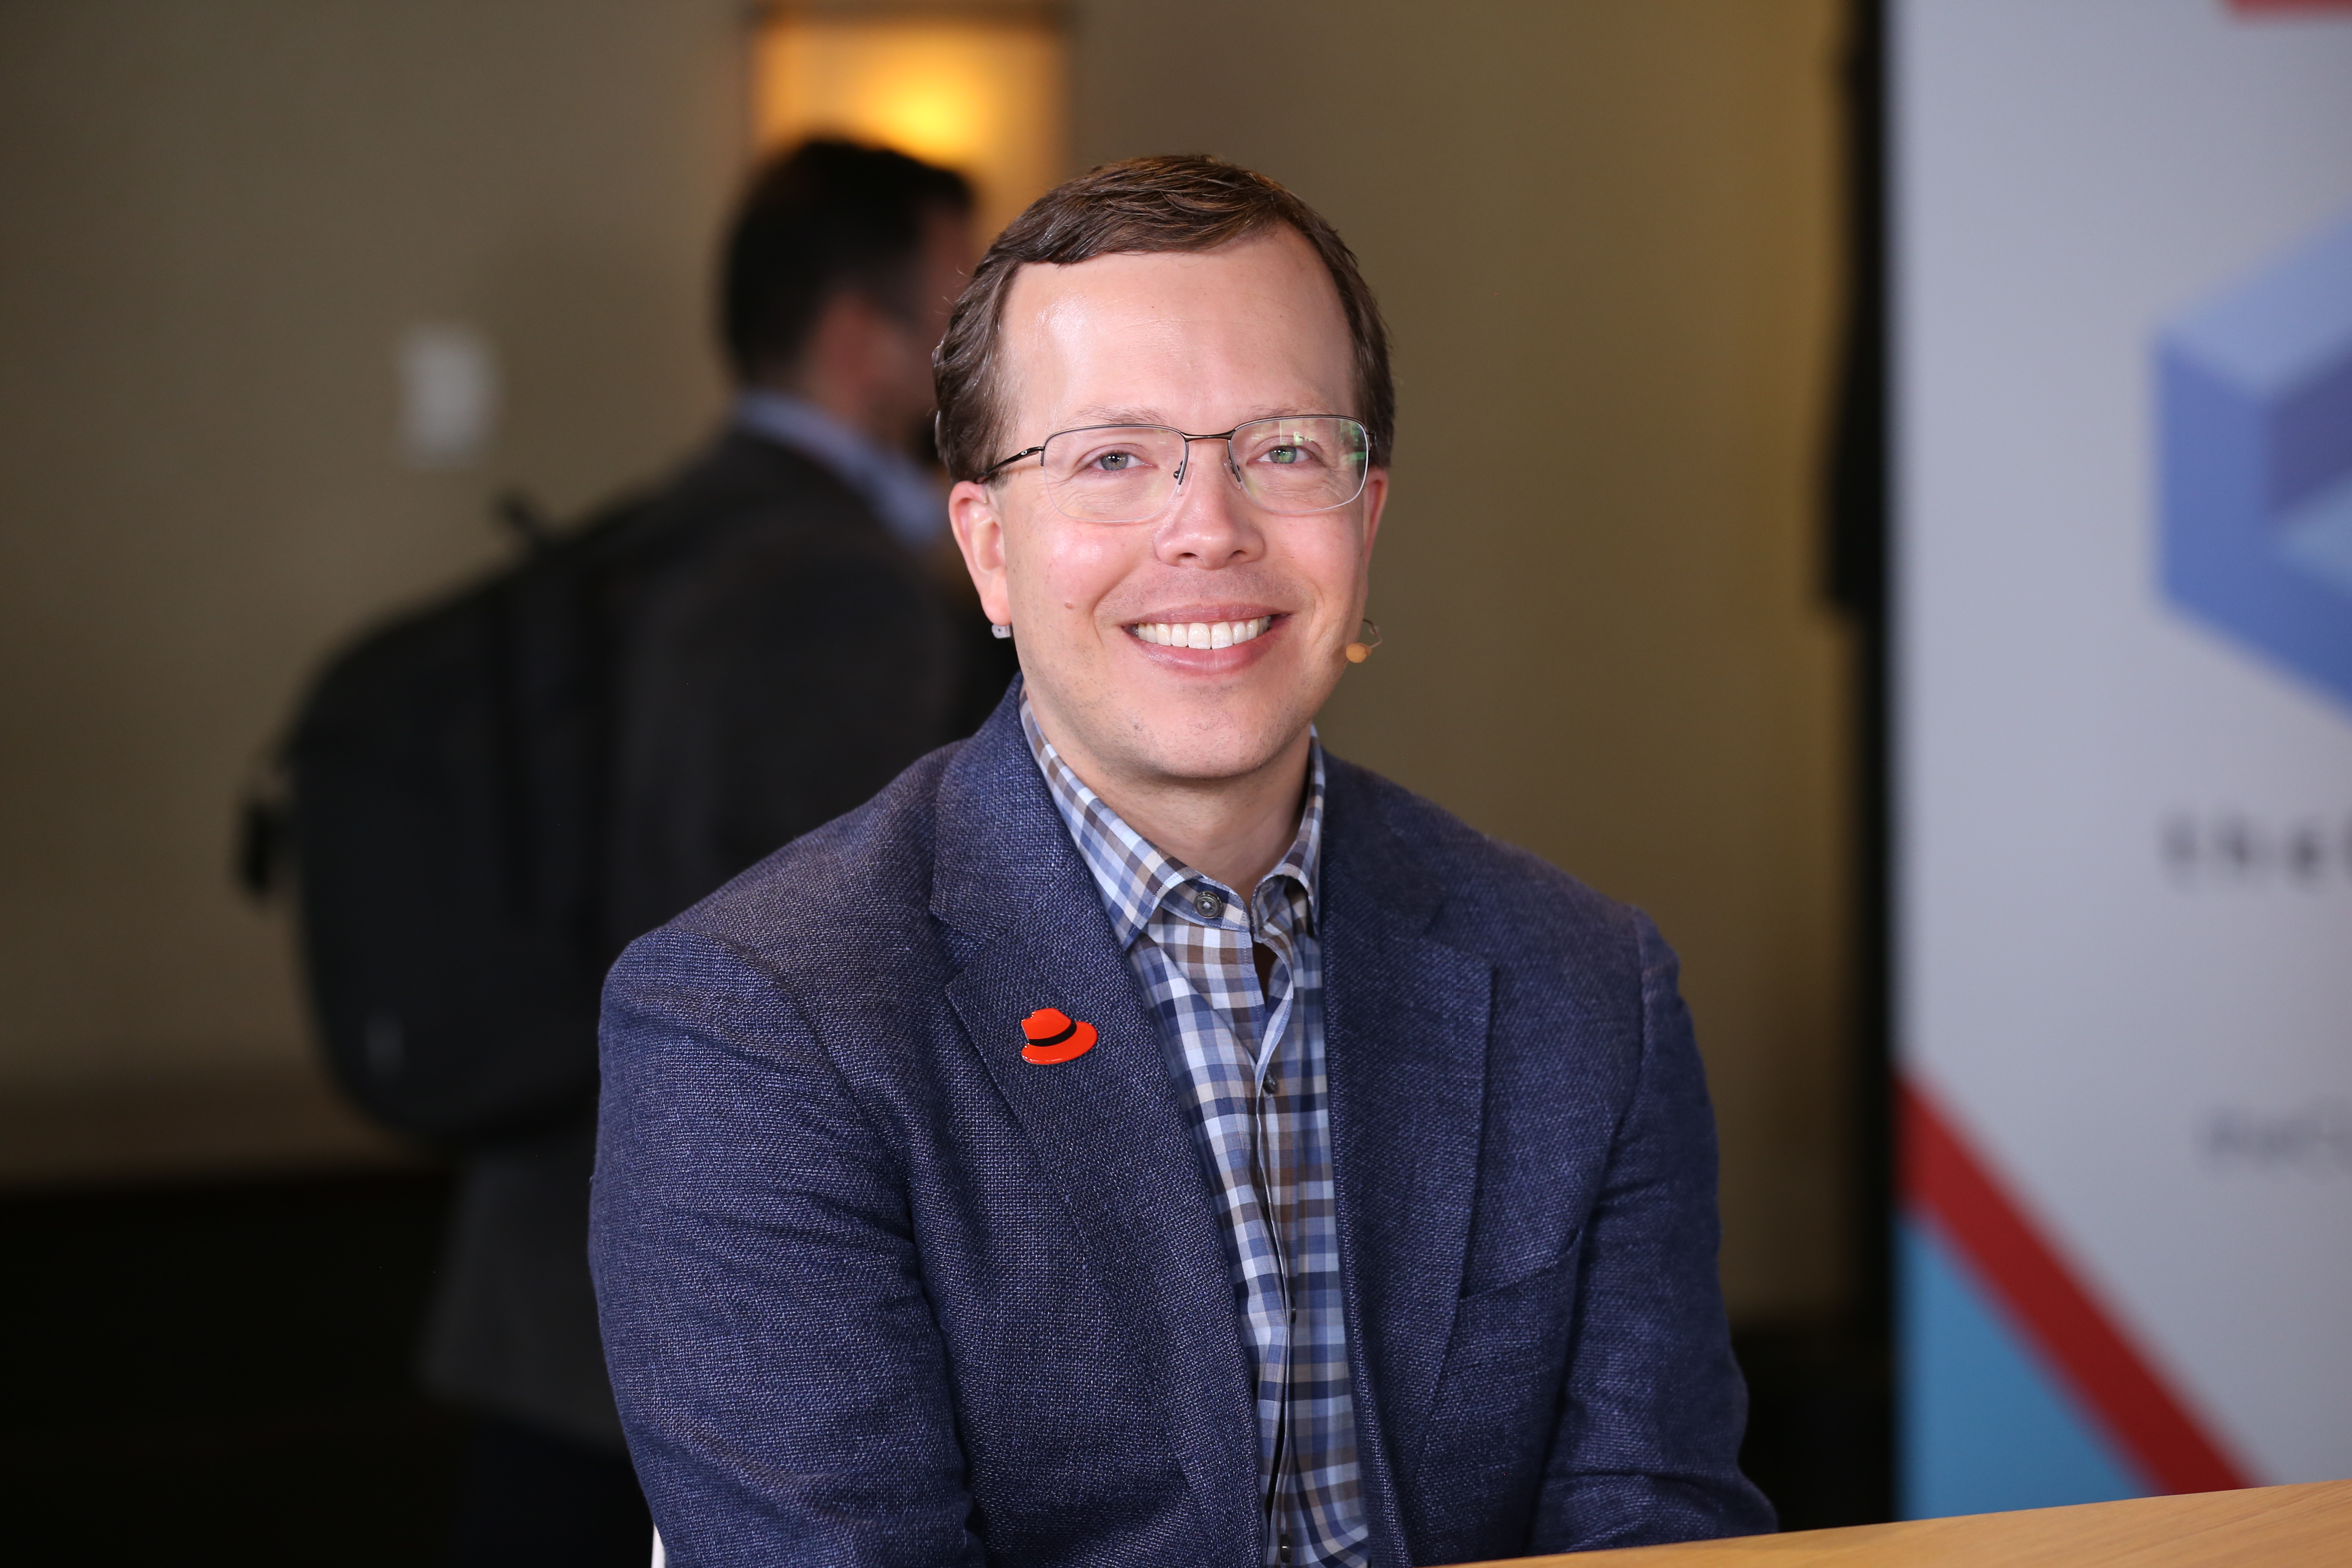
{"left": 1029, "top": 668, "right": 1322, "bottom": 792}
{"left": 1111, "top": 702, "right": 1314, "bottom": 788}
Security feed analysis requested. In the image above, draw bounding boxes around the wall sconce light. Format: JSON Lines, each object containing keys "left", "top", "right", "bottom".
{"left": 751, "top": 1, "right": 1069, "bottom": 242}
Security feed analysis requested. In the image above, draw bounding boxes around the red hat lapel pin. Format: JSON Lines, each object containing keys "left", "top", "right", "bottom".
{"left": 1020, "top": 1007, "right": 1097, "bottom": 1065}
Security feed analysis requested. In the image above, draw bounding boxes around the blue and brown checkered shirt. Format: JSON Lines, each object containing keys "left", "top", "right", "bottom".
{"left": 1022, "top": 697, "right": 1369, "bottom": 1568}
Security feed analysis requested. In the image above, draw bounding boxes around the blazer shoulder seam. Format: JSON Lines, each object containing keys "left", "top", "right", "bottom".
{"left": 654, "top": 923, "right": 911, "bottom": 1170}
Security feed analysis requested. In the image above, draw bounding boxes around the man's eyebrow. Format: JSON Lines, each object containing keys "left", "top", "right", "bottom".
{"left": 1063, "top": 404, "right": 1331, "bottom": 430}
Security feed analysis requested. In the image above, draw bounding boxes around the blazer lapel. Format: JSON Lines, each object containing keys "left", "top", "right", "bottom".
{"left": 932, "top": 692, "right": 1261, "bottom": 1553}
{"left": 1319, "top": 760, "right": 1495, "bottom": 1552}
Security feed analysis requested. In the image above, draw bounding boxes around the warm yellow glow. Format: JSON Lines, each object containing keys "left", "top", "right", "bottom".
{"left": 752, "top": 11, "right": 1069, "bottom": 242}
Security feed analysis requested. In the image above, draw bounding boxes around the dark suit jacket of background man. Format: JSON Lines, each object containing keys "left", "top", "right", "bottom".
{"left": 591, "top": 680, "right": 1775, "bottom": 1565}
{"left": 420, "top": 425, "right": 1009, "bottom": 1451}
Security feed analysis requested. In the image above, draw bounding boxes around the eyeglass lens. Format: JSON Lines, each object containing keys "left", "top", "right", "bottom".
{"left": 1036, "top": 416, "right": 1368, "bottom": 524}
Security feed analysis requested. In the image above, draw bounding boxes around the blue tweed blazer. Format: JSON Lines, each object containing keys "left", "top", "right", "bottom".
{"left": 590, "top": 684, "right": 1773, "bottom": 1566}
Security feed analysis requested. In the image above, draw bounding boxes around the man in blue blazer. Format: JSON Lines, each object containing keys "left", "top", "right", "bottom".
{"left": 591, "top": 155, "right": 1773, "bottom": 1567}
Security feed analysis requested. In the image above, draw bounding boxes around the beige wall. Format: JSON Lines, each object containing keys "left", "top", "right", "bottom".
{"left": 0, "top": 0, "right": 745, "bottom": 1089}
{"left": 1072, "top": 0, "right": 1854, "bottom": 1318}
{"left": 0, "top": 0, "right": 1851, "bottom": 1318}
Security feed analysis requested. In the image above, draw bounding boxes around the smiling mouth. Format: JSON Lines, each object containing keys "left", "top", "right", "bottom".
{"left": 1127, "top": 615, "right": 1275, "bottom": 650}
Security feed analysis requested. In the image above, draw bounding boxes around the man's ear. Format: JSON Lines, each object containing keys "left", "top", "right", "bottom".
{"left": 1359, "top": 466, "right": 1390, "bottom": 557}
{"left": 949, "top": 480, "right": 1013, "bottom": 625}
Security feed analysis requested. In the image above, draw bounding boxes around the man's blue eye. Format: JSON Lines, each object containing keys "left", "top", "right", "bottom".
{"left": 1096, "top": 452, "right": 1135, "bottom": 471}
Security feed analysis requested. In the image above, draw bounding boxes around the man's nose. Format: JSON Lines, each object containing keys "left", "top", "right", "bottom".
{"left": 1156, "top": 439, "right": 1262, "bottom": 566}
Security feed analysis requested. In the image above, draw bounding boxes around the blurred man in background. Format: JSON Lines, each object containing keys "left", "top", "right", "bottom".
{"left": 420, "top": 138, "right": 1004, "bottom": 1566}
{"left": 599, "top": 138, "right": 1008, "bottom": 942}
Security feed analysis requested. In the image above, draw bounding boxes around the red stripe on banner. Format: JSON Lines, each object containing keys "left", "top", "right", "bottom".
{"left": 2229, "top": 0, "right": 2352, "bottom": 14}
{"left": 1900, "top": 1079, "right": 2251, "bottom": 1495}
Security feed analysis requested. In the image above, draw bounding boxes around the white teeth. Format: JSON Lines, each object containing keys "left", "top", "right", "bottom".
{"left": 1130, "top": 616, "right": 1274, "bottom": 649}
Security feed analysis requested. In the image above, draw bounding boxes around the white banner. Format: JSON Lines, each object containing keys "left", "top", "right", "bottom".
{"left": 1892, "top": 0, "right": 2352, "bottom": 1517}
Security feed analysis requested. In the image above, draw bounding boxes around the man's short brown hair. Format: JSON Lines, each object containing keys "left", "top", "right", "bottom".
{"left": 932, "top": 154, "right": 1394, "bottom": 483}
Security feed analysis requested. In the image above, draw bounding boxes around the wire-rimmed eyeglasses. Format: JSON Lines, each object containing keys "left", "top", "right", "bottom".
{"left": 978, "top": 415, "right": 1371, "bottom": 525}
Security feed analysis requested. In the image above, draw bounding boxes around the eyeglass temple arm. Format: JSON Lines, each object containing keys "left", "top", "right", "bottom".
{"left": 978, "top": 445, "right": 1045, "bottom": 481}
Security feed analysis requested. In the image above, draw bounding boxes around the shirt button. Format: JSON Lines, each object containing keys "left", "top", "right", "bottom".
{"left": 1191, "top": 888, "right": 1224, "bottom": 918}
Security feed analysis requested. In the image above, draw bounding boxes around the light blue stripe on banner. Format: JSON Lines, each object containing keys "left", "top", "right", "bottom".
{"left": 1899, "top": 1218, "right": 2148, "bottom": 1519}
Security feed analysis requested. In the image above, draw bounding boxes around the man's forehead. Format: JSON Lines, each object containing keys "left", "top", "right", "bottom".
{"left": 994, "top": 230, "right": 1353, "bottom": 415}
{"left": 1001, "top": 229, "right": 1335, "bottom": 325}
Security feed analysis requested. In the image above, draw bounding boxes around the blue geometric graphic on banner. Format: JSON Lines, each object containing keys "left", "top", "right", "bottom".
{"left": 2159, "top": 209, "right": 2352, "bottom": 713}
{"left": 1899, "top": 1219, "right": 2147, "bottom": 1520}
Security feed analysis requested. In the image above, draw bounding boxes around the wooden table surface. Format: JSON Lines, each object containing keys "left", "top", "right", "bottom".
{"left": 1450, "top": 1479, "right": 2352, "bottom": 1566}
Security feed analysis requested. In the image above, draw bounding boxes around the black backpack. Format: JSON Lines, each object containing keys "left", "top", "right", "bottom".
{"left": 243, "top": 494, "right": 650, "bottom": 1146}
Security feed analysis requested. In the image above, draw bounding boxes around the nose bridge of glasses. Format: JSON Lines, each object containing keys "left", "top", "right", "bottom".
{"left": 1169, "top": 428, "right": 1242, "bottom": 492}
{"left": 1155, "top": 439, "right": 1265, "bottom": 551}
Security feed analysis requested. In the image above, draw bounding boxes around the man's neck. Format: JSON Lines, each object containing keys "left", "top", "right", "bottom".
{"left": 1029, "top": 699, "right": 1311, "bottom": 893}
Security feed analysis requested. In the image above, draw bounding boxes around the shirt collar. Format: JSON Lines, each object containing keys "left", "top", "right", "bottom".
{"left": 732, "top": 388, "right": 946, "bottom": 552}
{"left": 1020, "top": 691, "right": 1324, "bottom": 949}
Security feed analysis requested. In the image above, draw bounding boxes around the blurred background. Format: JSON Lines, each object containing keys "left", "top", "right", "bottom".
{"left": 4, "top": 0, "right": 2343, "bottom": 1562}
{"left": 2, "top": 0, "right": 1862, "bottom": 1556}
